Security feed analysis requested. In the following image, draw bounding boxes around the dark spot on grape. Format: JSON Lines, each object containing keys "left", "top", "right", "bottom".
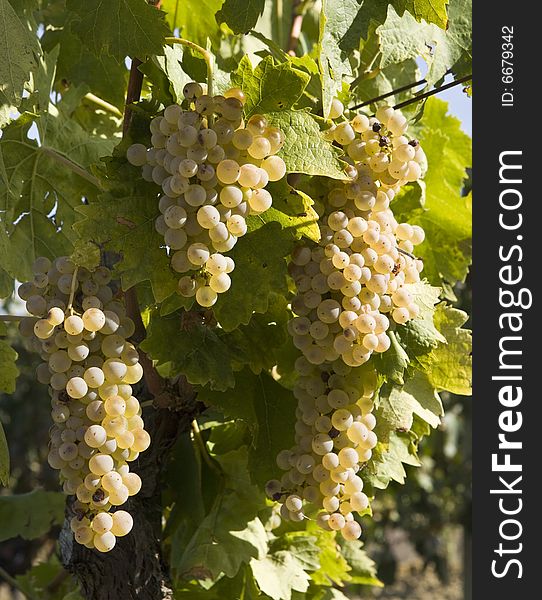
{"left": 408, "top": 139, "right": 419, "bottom": 147}
{"left": 92, "top": 489, "right": 105, "bottom": 502}
{"left": 328, "top": 427, "right": 340, "bottom": 439}
{"left": 321, "top": 372, "right": 330, "bottom": 382}
{"left": 272, "top": 492, "right": 283, "bottom": 501}
{"left": 372, "top": 122, "right": 382, "bottom": 132}
{"left": 379, "top": 136, "right": 390, "bottom": 147}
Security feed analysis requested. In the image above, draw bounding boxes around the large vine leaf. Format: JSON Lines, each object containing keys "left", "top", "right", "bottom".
{"left": 378, "top": 1, "right": 471, "bottom": 87}
{"left": 231, "top": 56, "right": 310, "bottom": 116}
{"left": 66, "top": 0, "right": 170, "bottom": 63}
{"left": 379, "top": 371, "right": 444, "bottom": 431}
{"left": 213, "top": 221, "right": 292, "bottom": 331}
{"left": 266, "top": 111, "right": 346, "bottom": 179}
{"left": 140, "top": 312, "right": 236, "bottom": 391}
{"left": 176, "top": 448, "right": 268, "bottom": 581}
{"left": 408, "top": 98, "right": 471, "bottom": 285}
{"left": 0, "top": 0, "right": 40, "bottom": 125}
{"left": 199, "top": 370, "right": 297, "bottom": 487}
{"left": 0, "top": 491, "right": 65, "bottom": 541}
{"left": 0, "top": 322, "right": 18, "bottom": 394}
{"left": 395, "top": 0, "right": 449, "bottom": 29}
{"left": 418, "top": 304, "right": 472, "bottom": 395}
{"left": 162, "top": 0, "right": 223, "bottom": 49}
{"left": 250, "top": 533, "right": 320, "bottom": 600}
{"left": 0, "top": 110, "right": 113, "bottom": 285}
{"left": 216, "top": 0, "right": 266, "bottom": 35}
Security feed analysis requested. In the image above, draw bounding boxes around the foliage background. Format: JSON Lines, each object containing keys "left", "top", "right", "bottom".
{"left": 0, "top": 0, "right": 472, "bottom": 598}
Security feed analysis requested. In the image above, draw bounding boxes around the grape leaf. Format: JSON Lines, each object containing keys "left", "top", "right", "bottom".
{"left": 250, "top": 533, "right": 320, "bottom": 600}
{"left": 162, "top": 0, "right": 223, "bottom": 49}
{"left": 199, "top": 369, "right": 297, "bottom": 487}
{"left": 260, "top": 179, "right": 320, "bottom": 243}
{"left": 310, "top": 526, "right": 351, "bottom": 586}
{"left": 231, "top": 56, "right": 310, "bottom": 116}
{"left": 74, "top": 191, "right": 178, "bottom": 303}
{"left": 216, "top": 0, "right": 266, "bottom": 34}
{"left": 213, "top": 221, "right": 292, "bottom": 331}
{"left": 177, "top": 448, "right": 268, "bottom": 580}
{"left": 0, "top": 322, "right": 18, "bottom": 395}
{"left": 371, "top": 331, "right": 409, "bottom": 385}
{"left": 395, "top": 0, "right": 449, "bottom": 29}
{"left": 379, "top": 371, "right": 444, "bottom": 431}
{"left": 139, "top": 44, "right": 190, "bottom": 106}
{"left": 339, "top": 539, "right": 382, "bottom": 586}
{"left": 266, "top": 111, "right": 346, "bottom": 179}
{"left": 378, "top": 2, "right": 470, "bottom": 87}
{"left": 412, "top": 100, "right": 472, "bottom": 286}
{"left": 66, "top": 0, "right": 170, "bottom": 63}
{"left": 366, "top": 430, "right": 420, "bottom": 489}
{"left": 140, "top": 312, "right": 235, "bottom": 391}
{"left": 0, "top": 109, "right": 114, "bottom": 285}
{"left": 0, "top": 0, "right": 40, "bottom": 125}
{"left": 41, "top": 27, "right": 128, "bottom": 109}
{"left": 0, "top": 491, "right": 65, "bottom": 541}
{"left": 418, "top": 303, "right": 472, "bottom": 395}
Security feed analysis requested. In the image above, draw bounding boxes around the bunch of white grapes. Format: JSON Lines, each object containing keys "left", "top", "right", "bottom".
{"left": 18, "top": 256, "right": 151, "bottom": 553}
{"left": 267, "top": 104, "right": 427, "bottom": 540}
{"left": 126, "top": 82, "right": 287, "bottom": 308}
{"left": 266, "top": 360, "right": 378, "bottom": 541}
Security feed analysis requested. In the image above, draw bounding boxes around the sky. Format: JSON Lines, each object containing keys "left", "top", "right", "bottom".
{"left": 439, "top": 78, "right": 472, "bottom": 136}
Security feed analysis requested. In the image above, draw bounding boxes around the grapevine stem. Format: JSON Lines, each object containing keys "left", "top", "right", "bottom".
{"left": 40, "top": 148, "right": 102, "bottom": 189}
{"left": 0, "top": 315, "right": 22, "bottom": 321}
{"left": 392, "top": 74, "right": 472, "bottom": 111}
{"left": 349, "top": 77, "right": 428, "bottom": 110}
{"left": 0, "top": 565, "right": 39, "bottom": 600}
{"left": 287, "top": 0, "right": 304, "bottom": 56}
{"left": 164, "top": 37, "right": 214, "bottom": 97}
{"left": 67, "top": 267, "right": 79, "bottom": 314}
{"left": 83, "top": 93, "right": 123, "bottom": 118}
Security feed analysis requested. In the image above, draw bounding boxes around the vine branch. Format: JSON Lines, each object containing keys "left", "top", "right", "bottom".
{"left": 83, "top": 93, "right": 123, "bottom": 118}
{"left": 393, "top": 74, "right": 472, "bottom": 111}
{"left": 287, "top": 0, "right": 304, "bottom": 56}
{"left": 0, "top": 565, "right": 38, "bottom": 600}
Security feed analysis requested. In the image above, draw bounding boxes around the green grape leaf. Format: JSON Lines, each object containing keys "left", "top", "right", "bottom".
{"left": 366, "top": 430, "right": 420, "bottom": 489}
{"left": 260, "top": 180, "right": 320, "bottom": 242}
{"left": 310, "top": 525, "right": 352, "bottom": 586}
{"left": 398, "top": 282, "right": 445, "bottom": 354}
{"left": 41, "top": 27, "right": 128, "bottom": 110}
{"left": 216, "top": 0, "right": 266, "bottom": 34}
{"left": 0, "top": 110, "right": 114, "bottom": 285}
{"left": 339, "top": 540, "right": 382, "bottom": 586}
{"left": 162, "top": 0, "right": 223, "bottom": 49}
{"left": 213, "top": 221, "right": 292, "bottom": 332}
{"left": 250, "top": 533, "right": 320, "bottom": 600}
{"left": 266, "top": 111, "right": 346, "bottom": 179}
{"left": 231, "top": 56, "right": 310, "bottom": 116}
{"left": 0, "top": 324, "right": 18, "bottom": 394}
{"left": 379, "top": 371, "right": 444, "bottom": 431}
{"left": 0, "top": 421, "right": 8, "bottom": 486}
{"left": 176, "top": 448, "right": 268, "bottom": 581}
{"left": 15, "top": 556, "right": 83, "bottom": 599}
{"left": 409, "top": 99, "right": 471, "bottom": 285}
{"left": 418, "top": 304, "right": 472, "bottom": 395}
{"left": 0, "top": 491, "right": 65, "bottom": 541}
{"left": 371, "top": 330, "right": 409, "bottom": 385}
{"left": 395, "top": 0, "right": 449, "bottom": 28}
{"left": 139, "top": 44, "right": 190, "bottom": 106}
{"left": 318, "top": 0, "right": 358, "bottom": 117}
{"left": 199, "top": 370, "right": 297, "bottom": 487}
{"left": 140, "top": 312, "right": 235, "bottom": 391}
{"left": 66, "top": 0, "right": 170, "bottom": 63}
{"left": 378, "top": 1, "right": 471, "bottom": 87}
{"left": 0, "top": 0, "right": 40, "bottom": 124}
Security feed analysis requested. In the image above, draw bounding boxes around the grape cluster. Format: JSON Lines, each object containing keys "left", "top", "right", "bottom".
{"left": 18, "top": 257, "right": 150, "bottom": 552}
{"left": 267, "top": 105, "right": 427, "bottom": 540}
{"left": 126, "top": 82, "right": 287, "bottom": 308}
